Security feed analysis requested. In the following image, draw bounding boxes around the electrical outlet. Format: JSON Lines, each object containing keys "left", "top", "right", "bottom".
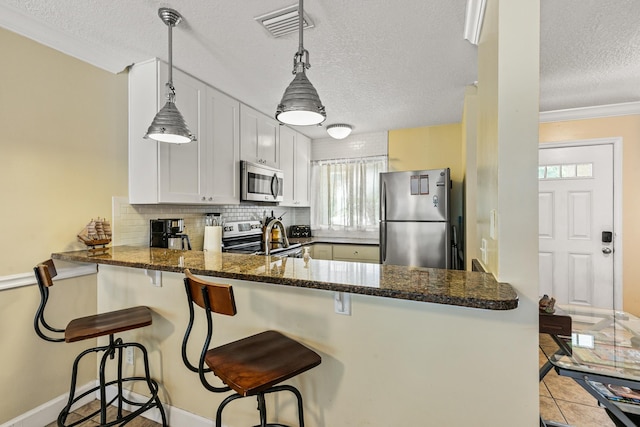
{"left": 125, "top": 347, "right": 134, "bottom": 365}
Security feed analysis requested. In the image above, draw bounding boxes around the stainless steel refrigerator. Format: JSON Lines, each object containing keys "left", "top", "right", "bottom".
{"left": 379, "top": 168, "right": 451, "bottom": 268}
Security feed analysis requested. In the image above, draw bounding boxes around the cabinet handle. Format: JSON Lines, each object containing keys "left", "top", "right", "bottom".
{"left": 354, "top": 251, "right": 359, "bottom": 255}
{"left": 201, "top": 197, "right": 206, "bottom": 201}
{"left": 208, "top": 197, "right": 213, "bottom": 201}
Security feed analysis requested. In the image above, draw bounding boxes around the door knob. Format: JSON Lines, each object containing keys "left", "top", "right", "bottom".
{"left": 602, "top": 247, "right": 612, "bottom": 254}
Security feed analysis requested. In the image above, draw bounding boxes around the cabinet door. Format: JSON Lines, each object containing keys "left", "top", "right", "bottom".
{"left": 333, "top": 245, "right": 380, "bottom": 263}
{"left": 279, "top": 126, "right": 296, "bottom": 206}
{"left": 312, "top": 244, "right": 333, "bottom": 260}
{"left": 204, "top": 87, "right": 240, "bottom": 204}
{"left": 294, "top": 134, "right": 311, "bottom": 207}
{"left": 240, "top": 105, "right": 280, "bottom": 168}
{"left": 158, "top": 66, "right": 206, "bottom": 203}
{"left": 258, "top": 115, "right": 280, "bottom": 168}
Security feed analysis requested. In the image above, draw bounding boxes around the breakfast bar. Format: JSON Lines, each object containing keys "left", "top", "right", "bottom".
{"left": 50, "top": 246, "right": 527, "bottom": 426}
{"left": 52, "top": 246, "right": 518, "bottom": 310}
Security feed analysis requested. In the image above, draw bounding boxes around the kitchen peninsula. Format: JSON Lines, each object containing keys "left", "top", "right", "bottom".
{"left": 51, "top": 246, "right": 525, "bottom": 426}
{"left": 53, "top": 246, "right": 517, "bottom": 310}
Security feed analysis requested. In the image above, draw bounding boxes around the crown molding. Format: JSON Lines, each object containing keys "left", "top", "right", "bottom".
{"left": 0, "top": 4, "right": 131, "bottom": 74}
{"left": 540, "top": 101, "right": 640, "bottom": 123}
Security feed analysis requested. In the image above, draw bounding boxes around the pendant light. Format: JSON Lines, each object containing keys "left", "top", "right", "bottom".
{"left": 275, "top": 0, "right": 326, "bottom": 126}
{"left": 144, "top": 8, "right": 196, "bottom": 144}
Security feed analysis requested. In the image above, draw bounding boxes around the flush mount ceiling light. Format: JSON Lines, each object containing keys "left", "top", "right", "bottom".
{"left": 144, "top": 8, "right": 196, "bottom": 144}
{"left": 463, "top": 0, "right": 486, "bottom": 45}
{"left": 326, "top": 124, "right": 352, "bottom": 140}
{"left": 275, "top": 0, "right": 326, "bottom": 126}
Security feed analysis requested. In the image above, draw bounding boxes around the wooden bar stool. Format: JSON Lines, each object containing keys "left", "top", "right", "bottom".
{"left": 181, "top": 269, "right": 321, "bottom": 427}
{"left": 34, "top": 259, "right": 167, "bottom": 426}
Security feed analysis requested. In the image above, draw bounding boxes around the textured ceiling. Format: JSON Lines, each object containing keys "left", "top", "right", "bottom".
{"left": 0, "top": 0, "right": 638, "bottom": 140}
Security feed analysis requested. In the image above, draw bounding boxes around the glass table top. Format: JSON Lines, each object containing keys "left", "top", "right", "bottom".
{"left": 540, "top": 305, "right": 640, "bottom": 382}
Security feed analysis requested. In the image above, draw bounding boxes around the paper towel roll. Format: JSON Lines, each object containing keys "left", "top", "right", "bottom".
{"left": 203, "top": 226, "right": 222, "bottom": 252}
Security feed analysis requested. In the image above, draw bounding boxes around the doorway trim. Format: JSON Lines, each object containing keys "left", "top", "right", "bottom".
{"left": 539, "top": 137, "right": 623, "bottom": 310}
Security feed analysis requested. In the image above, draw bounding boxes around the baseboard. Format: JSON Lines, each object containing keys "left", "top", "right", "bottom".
{"left": 2, "top": 383, "right": 217, "bottom": 427}
{"left": 0, "top": 382, "right": 95, "bottom": 427}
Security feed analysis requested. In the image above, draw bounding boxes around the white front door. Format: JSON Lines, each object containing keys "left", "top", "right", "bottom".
{"left": 539, "top": 143, "right": 615, "bottom": 309}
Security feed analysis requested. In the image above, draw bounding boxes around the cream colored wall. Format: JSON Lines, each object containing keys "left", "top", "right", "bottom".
{"left": 388, "top": 123, "right": 464, "bottom": 256}
{"left": 100, "top": 264, "right": 542, "bottom": 426}
{"left": 0, "top": 28, "right": 128, "bottom": 423}
{"left": 540, "top": 116, "right": 640, "bottom": 315}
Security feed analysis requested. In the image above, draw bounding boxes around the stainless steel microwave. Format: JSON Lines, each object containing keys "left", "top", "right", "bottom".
{"left": 240, "top": 161, "right": 284, "bottom": 203}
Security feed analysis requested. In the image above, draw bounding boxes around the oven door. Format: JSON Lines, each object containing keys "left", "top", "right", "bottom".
{"left": 241, "top": 161, "right": 284, "bottom": 202}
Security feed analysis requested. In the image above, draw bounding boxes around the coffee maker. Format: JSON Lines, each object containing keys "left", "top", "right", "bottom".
{"left": 150, "top": 219, "right": 192, "bottom": 250}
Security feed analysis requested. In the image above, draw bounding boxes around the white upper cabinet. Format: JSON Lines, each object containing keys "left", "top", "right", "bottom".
{"left": 240, "top": 104, "right": 280, "bottom": 168}
{"left": 128, "top": 58, "right": 240, "bottom": 205}
{"left": 203, "top": 86, "right": 240, "bottom": 205}
{"left": 279, "top": 126, "right": 310, "bottom": 207}
{"left": 157, "top": 64, "right": 206, "bottom": 203}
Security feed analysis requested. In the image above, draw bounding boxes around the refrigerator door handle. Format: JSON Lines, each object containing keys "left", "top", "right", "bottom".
{"left": 381, "top": 181, "right": 387, "bottom": 221}
{"left": 380, "top": 221, "right": 386, "bottom": 263}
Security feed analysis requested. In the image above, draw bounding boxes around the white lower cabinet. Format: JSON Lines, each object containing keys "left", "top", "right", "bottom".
{"left": 129, "top": 58, "right": 240, "bottom": 205}
{"left": 311, "top": 244, "right": 333, "bottom": 260}
{"left": 310, "top": 244, "right": 379, "bottom": 263}
{"left": 279, "top": 126, "right": 310, "bottom": 207}
{"left": 332, "top": 245, "right": 380, "bottom": 263}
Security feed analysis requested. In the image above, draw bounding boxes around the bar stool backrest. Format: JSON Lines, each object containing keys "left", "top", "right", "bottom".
{"left": 184, "top": 269, "right": 237, "bottom": 316}
{"left": 182, "top": 269, "right": 236, "bottom": 393}
{"left": 33, "top": 259, "right": 64, "bottom": 342}
{"left": 36, "top": 259, "right": 57, "bottom": 287}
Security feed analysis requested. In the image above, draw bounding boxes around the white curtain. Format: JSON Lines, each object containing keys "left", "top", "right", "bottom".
{"left": 311, "top": 156, "right": 387, "bottom": 232}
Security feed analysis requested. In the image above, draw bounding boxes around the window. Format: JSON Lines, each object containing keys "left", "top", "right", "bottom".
{"left": 310, "top": 156, "right": 387, "bottom": 233}
{"left": 539, "top": 163, "right": 593, "bottom": 180}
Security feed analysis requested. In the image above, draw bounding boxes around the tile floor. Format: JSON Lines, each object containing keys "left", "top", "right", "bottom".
{"left": 539, "top": 334, "right": 617, "bottom": 427}
{"left": 44, "top": 400, "right": 161, "bottom": 427}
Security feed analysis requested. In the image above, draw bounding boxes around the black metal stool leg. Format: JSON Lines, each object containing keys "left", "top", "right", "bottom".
{"left": 216, "top": 393, "right": 244, "bottom": 427}
{"left": 257, "top": 392, "right": 268, "bottom": 427}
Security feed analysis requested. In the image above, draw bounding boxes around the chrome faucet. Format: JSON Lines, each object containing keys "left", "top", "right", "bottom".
{"left": 263, "top": 218, "right": 290, "bottom": 255}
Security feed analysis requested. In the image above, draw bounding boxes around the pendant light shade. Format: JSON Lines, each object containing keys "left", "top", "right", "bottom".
{"left": 275, "top": 0, "right": 326, "bottom": 126}
{"left": 145, "top": 8, "right": 196, "bottom": 144}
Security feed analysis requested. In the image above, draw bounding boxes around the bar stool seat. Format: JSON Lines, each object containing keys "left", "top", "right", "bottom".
{"left": 64, "top": 306, "right": 152, "bottom": 343}
{"left": 206, "top": 330, "right": 321, "bottom": 397}
{"left": 181, "top": 269, "right": 321, "bottom": 427}
{"left": 34, "top": 259, "right": 167, "bottom": 427}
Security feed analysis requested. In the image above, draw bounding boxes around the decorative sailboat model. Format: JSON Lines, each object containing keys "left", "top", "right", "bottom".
{"left": 78, "top": 217, "right": 112, "bottom": 255}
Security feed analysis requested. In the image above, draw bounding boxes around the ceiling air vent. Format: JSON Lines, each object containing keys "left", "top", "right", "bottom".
{"left": 255, "top": 4, "right": 315, "bottom": 38}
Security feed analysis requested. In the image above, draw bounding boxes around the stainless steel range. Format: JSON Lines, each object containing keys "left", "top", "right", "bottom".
{"left": 222, "top": 220, "right": 303, "bottom": 257}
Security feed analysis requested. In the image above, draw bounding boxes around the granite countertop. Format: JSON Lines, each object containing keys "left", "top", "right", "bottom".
{"left": 52, "top": 246, "right": 518, "bottom": 311}
{"left": 289, "top": 237, "right": 379, "bottom": 246}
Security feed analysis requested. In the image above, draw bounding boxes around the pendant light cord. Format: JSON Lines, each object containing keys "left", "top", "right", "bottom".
{"left": 168, "top": 22, "right": 173, "bottom": 86}
{"left": 298, "top": 0, "right": 304, "bottom": 55}
{"left": 293, "top": 0, "right": 310, "bottom": 73}
{"left": 166, "top": 18, "right": 176, "bottom": 100}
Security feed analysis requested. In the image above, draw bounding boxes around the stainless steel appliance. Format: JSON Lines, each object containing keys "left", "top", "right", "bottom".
{"left": 241, "top": 161, "right": 284, "bottom": 203}
{"left": 150, "top": 218, "right": 192, "bottom": 250}
{"left": 222, "top": 220, "right": 302, "bottom": 257}
{"left": 379, "top": 168, "right": 451, "bottom": 268}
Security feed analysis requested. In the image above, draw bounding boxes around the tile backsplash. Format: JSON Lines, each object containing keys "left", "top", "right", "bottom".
{"left": 112, "top": 197, "right": 310, "bottom": 250}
